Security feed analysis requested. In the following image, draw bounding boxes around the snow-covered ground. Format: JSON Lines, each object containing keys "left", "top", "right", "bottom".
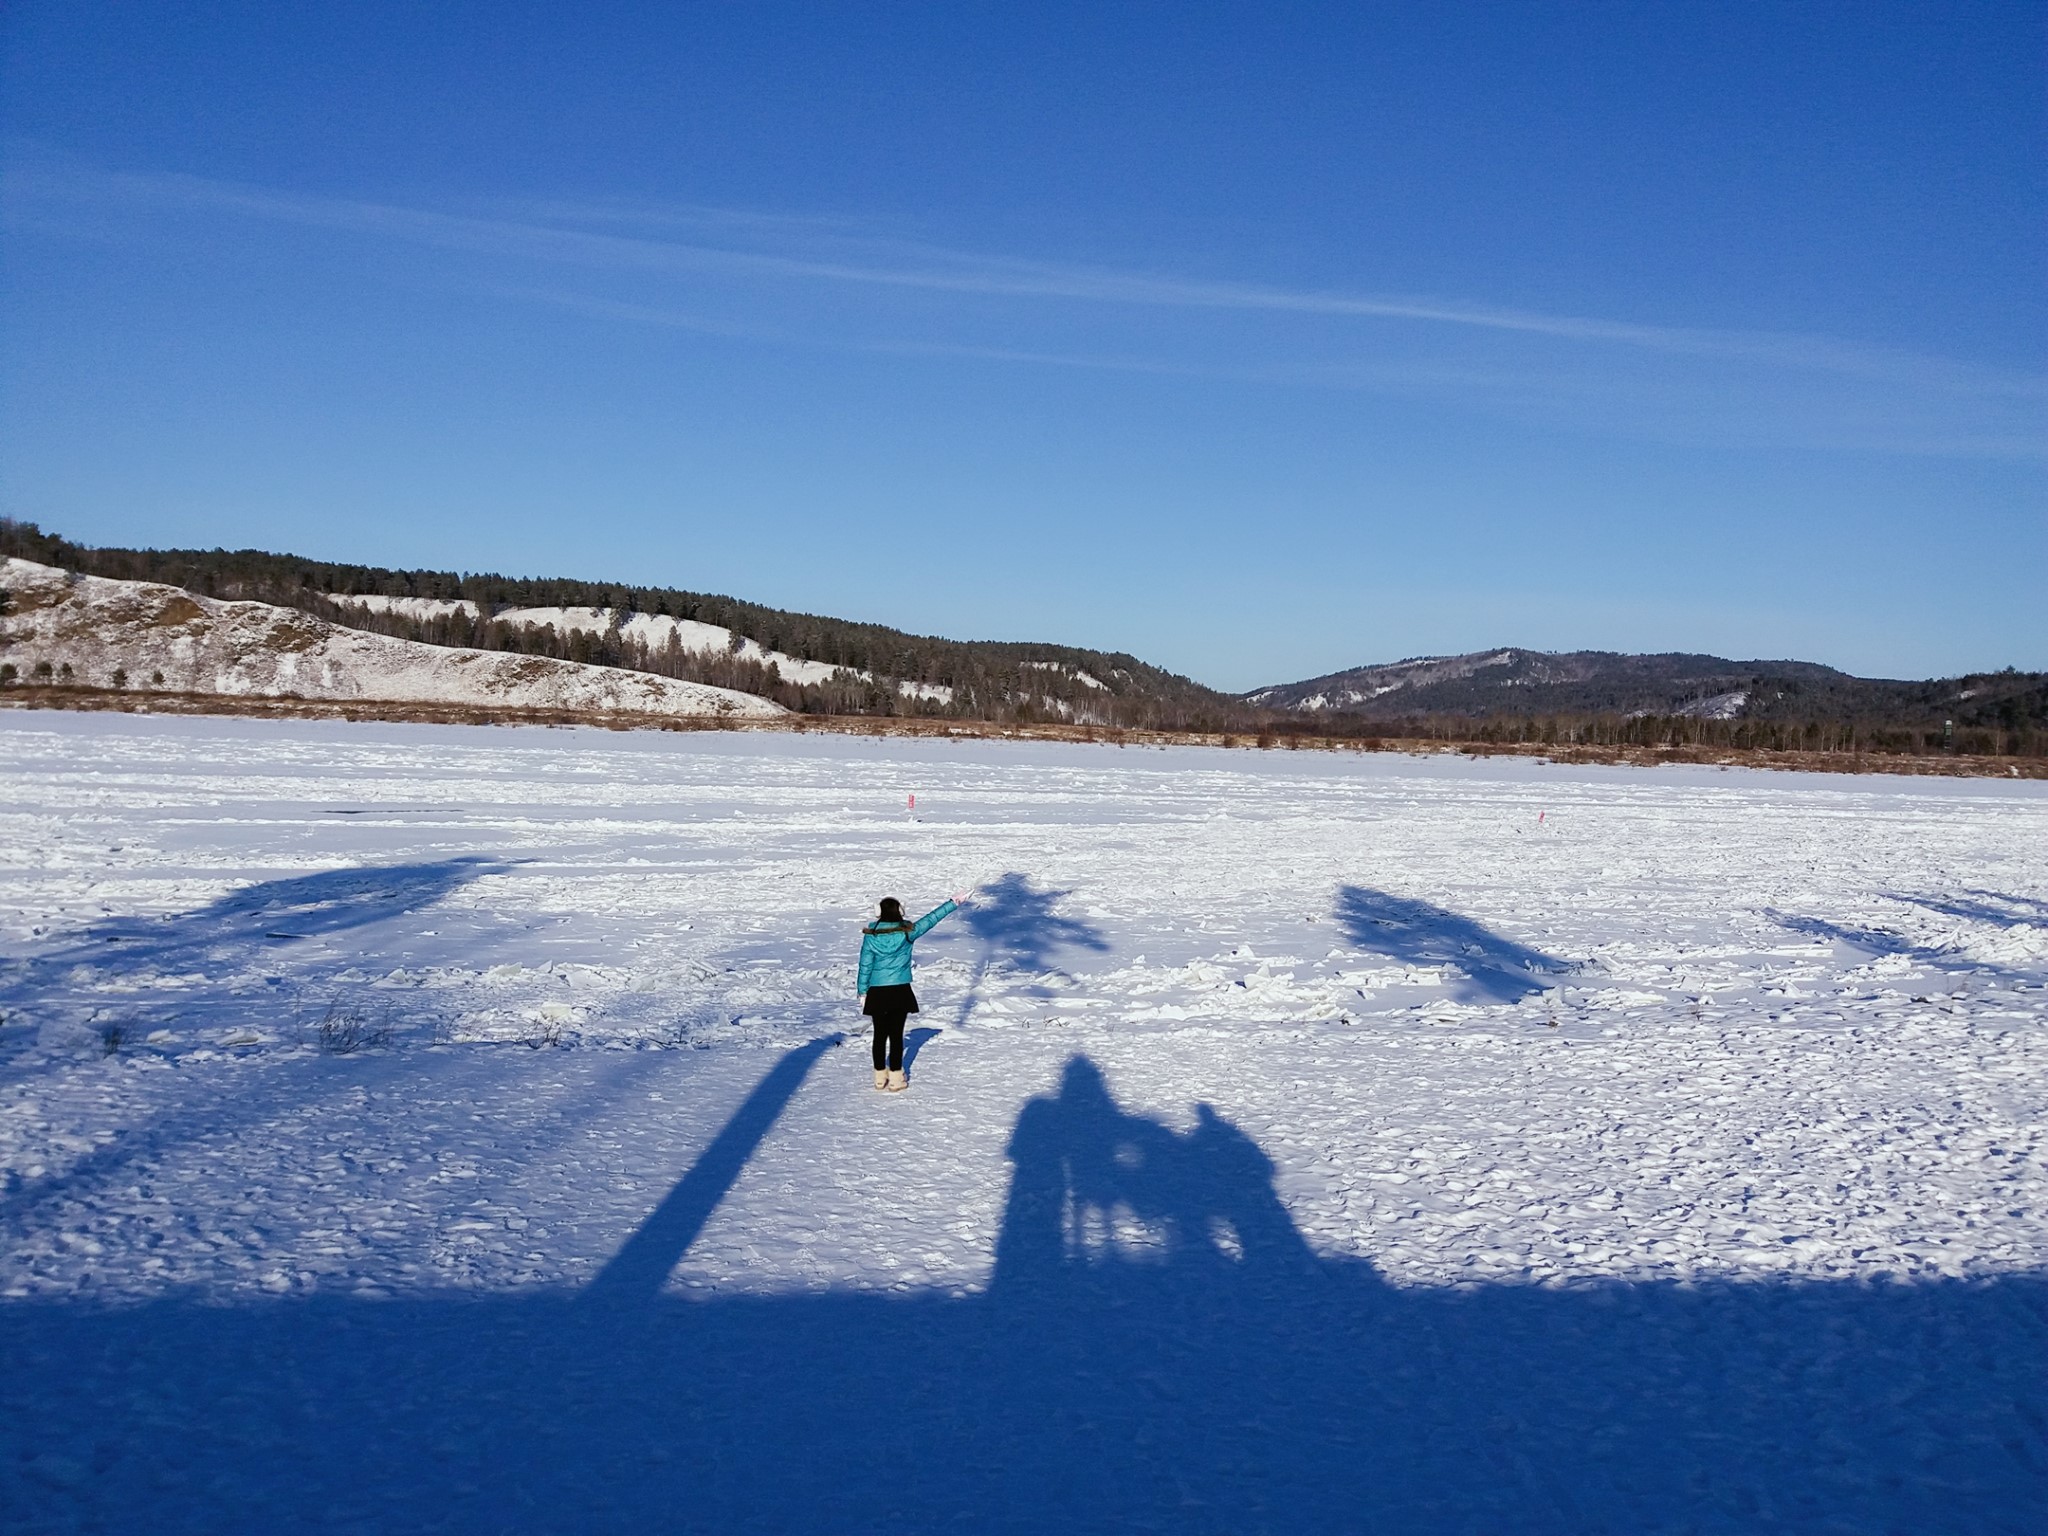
{"left": 2, "top": 713, "right": 2044, "bottom": 1532}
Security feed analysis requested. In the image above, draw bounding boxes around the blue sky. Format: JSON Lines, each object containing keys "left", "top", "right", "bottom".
{"left": 2, "top": 2, "right": 2042, "bottom": 689}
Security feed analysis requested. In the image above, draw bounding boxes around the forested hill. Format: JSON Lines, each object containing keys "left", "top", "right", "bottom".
{"left": 1245, "top": 646, "right": 2048, "bottom": 736}
{"left": 0, "top": 520, "right": 1250, "bottom": 729}
{"left": 7, "top": 520, "right": 2040, "bottom": 756}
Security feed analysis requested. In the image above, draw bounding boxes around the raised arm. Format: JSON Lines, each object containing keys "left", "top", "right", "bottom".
{"left": 907, "top": 898, "right": 959, "bottom": 942}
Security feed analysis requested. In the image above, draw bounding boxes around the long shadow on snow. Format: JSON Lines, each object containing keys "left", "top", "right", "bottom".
{"left": 583, "top": 1035, "right": 840, "bottom": 1303}
{"left": 0, "top": 859, "right": 515, "bottom": 1217}
{"left": 4, "top": 1050, "right": 2039, "bottom": 1534}
{"left": 1769, "top": 909, "right": 2039, "bottom": 987}
{"left": 1334, "top": 884, "right": 1574, "bottom": 1004}
{"left": 1887, "top": 889, "right": 2048, "bottom": 933}
{"left": 953, "top": 871, "right": 1110, "bottom": 1026}
{"left": 1, "top": 856, "right": 515, "bottom": 1020}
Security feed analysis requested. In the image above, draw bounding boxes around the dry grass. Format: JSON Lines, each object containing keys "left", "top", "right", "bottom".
{"left": 312, "top": 1003, "right": 393, "bottom": 1055}
{"left": 4, "top": 684, "right": 2042, "bottom": 780}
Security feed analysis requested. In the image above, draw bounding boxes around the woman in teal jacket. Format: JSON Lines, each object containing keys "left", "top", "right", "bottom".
{"left": 859, "top": 892, "right": 967, "bottom": 1091}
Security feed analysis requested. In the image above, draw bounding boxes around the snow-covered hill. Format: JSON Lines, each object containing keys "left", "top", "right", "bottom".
{"left": 0, "top": 521, "right": 1247, "bottom": 729}
{"left": 1245, "top": 647, "right": 2048, "bottom": 736}
{"left": 331, "top": 593, "right": 956, "bottom": 702}
{"left": 1245, "top": 646, "right": 1896, "bottom": 720}
{"left": 0, "top": 559, "right": 783, "bottom": 719}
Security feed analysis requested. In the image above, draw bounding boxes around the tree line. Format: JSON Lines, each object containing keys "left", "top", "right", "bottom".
{"left": 5, "top": 519, "right": 2038, "bottom": 756}
{"left": 1257, "top": 710, "right": 2045, "bottom": 759}
{"left": 0, "top": 519, "right": 1252, "bottom": 729}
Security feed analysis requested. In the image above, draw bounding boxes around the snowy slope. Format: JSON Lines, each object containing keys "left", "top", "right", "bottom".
{"left": 1246, "top": 646, "right": 2046, "bottom": 729}
{"left": 330, "top": 593, "right": 961, "bottom": 700}
{"left": 2, "top": 716, "right": 2043, "bottom": 1531}
{"left": 323, "top": 593, "right": 480, "bottom": 624}
{"left": 1247, "top": 648, "right": 1533, "bottom": 708}
{"left": 502, "top": 604, "right": 854, "bottom": 687}
{"left": 1247, "top": 647, "right": 1837, "bottom": 715}
{"left": 1, "top": 559, "right": 782, "bottom": 718}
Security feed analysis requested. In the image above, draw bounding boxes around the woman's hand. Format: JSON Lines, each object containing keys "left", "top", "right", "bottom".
{"left": 950, "top": 889, "right": 971, "bottom": 905}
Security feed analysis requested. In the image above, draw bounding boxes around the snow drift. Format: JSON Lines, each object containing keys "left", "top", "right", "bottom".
{"left": 0, "top": 559, "right": 783, "bottom": 718}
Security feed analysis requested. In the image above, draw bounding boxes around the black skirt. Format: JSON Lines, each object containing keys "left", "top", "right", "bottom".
{"left": 862, "top": 983, "right": 919, "bottom": 1018}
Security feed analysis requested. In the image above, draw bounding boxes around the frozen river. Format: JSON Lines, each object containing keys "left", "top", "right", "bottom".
{"left": 3, "top": 712, "right": 2044, "bottom": 1531}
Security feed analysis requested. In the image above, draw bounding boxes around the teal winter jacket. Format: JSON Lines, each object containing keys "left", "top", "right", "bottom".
{"left": 857, "top": 900, "right": 957, "bottom": 994}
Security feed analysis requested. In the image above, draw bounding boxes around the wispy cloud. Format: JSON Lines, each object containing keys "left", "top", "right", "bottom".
{"left": 501, "top": 284, "right": 1314, "bottom": 383}
{"left": 6, "top": 151, "right": 2044, "bottom": 450}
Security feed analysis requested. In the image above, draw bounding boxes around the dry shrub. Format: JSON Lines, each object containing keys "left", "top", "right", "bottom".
{"left": 316, "top": 1003, "right": 392, "bottom": 1055}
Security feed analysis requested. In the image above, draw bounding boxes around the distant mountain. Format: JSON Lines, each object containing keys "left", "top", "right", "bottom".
{"left": 7, "top": 521, "right": 2039, "bottom": 744}
{"left": 1244, "top": 647, "right": 2047, "bottom": 730}
{"left": 0, "top": 559, "right": 781, "bottom": 720}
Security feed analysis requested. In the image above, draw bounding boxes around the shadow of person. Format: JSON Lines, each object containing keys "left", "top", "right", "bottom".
{"left": 954, "top": 872, "right": 1111, "bottom": 1025}
{"left": 993, "top": 1056, "right": 1339, "bottom": 1297}
{"left": 1182, "top": 1102, "right": 1320, "bottom": 1275}
{"left": 1334, "top": 883, "right": 1569, "bottom": 1004}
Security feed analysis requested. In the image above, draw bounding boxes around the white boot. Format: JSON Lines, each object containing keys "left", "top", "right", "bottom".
{"left": 873, "top": 1069, "right": 889, "bottom": 1091}
{"left": 887, "top": 1068, "right": 907, "bottom": 1092}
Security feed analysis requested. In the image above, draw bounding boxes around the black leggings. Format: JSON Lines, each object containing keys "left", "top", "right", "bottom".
{"left": 870, "top": 1007, "right": 909, "bottom": 1071}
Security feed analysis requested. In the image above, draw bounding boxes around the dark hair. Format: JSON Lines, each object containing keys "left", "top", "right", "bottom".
{"left": 865, "top": 896, "right": 912, "bottom": 936}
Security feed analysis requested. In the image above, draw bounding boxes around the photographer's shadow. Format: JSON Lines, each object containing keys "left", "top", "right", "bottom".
{"left": 4, "top": 1051, "right": 2038, "bottom": 1535}
{"left": 993, "top": 1056, "right": 1325, "bottom": 1292}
